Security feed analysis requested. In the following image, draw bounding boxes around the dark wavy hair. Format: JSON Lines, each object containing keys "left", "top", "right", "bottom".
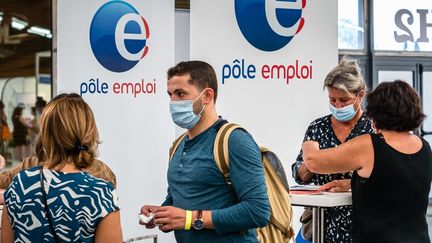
{"left": 366, "top": 80, "right": 425, "bottom": 131}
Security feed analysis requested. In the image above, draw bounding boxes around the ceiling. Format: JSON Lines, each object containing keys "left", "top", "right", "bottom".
{"left": 0, "top": 0, "right": 51, "bottom": 78}
{"left": 0, "top": 0, "right": 189, "bottom": 79}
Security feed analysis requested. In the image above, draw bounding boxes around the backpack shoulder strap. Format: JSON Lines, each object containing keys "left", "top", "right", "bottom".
{"left": 213, "top": 123, "right": 243, "bottom": 183}
{"left": 169, "top": 132, "right": 188, "bottom": 161}
{"left": 260, "top": 146, "right": 270, "bottom": 153}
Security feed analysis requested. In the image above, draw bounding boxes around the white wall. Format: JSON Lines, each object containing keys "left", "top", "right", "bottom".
{"left": 174, "top": 9, "right": 190, "bottom": 137}
{"left": 56, "top": 1, "right": 175, "bottom": 241}
{"left": 190, "top": 0, "right": 338, "bottom": 234}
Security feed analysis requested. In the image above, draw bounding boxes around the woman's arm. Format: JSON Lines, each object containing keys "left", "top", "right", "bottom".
{"left": 302, "top": 134, "right": 374, "bottom": 176}
{"left": 297, "top": 163, "right": 313, "bottom": 182}
{"left": 292, "top": 122, "right": 320, "bottom": 184}
{"left": 1, "top": 204, "right": 14, "bottom": 243}
{"left": 95, "top": 211, "right": 122, "bottom": 243}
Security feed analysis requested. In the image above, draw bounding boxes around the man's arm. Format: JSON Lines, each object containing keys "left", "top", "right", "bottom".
{"left": 211, "top": 130, "right": 270, "bottom": 234}
{"left": 153, "top": 130, "right": 270, "bottom": 234}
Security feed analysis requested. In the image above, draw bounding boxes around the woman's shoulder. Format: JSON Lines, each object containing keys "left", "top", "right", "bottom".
{"left": 48, "top": 171, "right": 117, "bottom": 203}
{"left": 13, "top": 165, "right": 41, "bottom": 180}
{"left": 86, "top": 159, "right": 117, "bottom": 188}
{"left": 81, "top": 172, "right": 115, "bottom": 189}
{"left": 5, "top": 166, "right": 41, "bottom": 198}
{"left": 356, "top": 113, "right": 373, "bottom": 131}
{"left": 308, "top": 114, "right": 332, "bottom": 128}
{"left": 80, "top": 173, "right": 119, "bottom": 211}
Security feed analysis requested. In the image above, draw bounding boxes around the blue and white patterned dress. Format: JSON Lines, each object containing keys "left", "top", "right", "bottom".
{"left": 292, "top": 113, "right": 373, "bottom": 243}
{"left": 5, "top": 166, "right": 119, "bottom": 242}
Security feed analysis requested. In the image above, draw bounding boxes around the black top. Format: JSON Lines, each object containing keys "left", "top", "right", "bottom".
{"left": 292, "top": 113, "right": 373, "bottom": 243}
{"left": 352, "top": 133, "right": 432, "bottom": 243}
{"left": 12, "top": 115, "right": 29, "bottom": 145}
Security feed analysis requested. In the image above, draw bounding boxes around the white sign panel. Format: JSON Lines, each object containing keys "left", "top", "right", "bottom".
{"left": 190, "top": 0, "right": 337, "bottom": 202}
{"left": 374, "top": 0, "right": 432, "bottom": 51}
{"left": 56, "top": 0, "right": 175, "bottom": 241}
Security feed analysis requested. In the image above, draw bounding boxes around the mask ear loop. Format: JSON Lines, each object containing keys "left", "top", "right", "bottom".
{"left": 193, "top": 89, "right": 207, "bottom": 103}
{"left": 193, "top": 89, "right": 208, "bottom": 116}
{"left": 197, "top": 104, "right": 206, "bottom": 116}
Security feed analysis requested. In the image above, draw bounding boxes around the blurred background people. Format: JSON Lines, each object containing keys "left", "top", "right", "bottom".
{"left": 11, "top": 105, "right": 31, "bottom": 162}
{"left": 0, "top": 101, "right": 10, "bottom": 163}
{"left": 28, "top": 106, "right": 39, "bottom": 154}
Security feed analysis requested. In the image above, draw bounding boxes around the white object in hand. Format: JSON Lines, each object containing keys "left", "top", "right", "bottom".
{"left": 139, "top": 213, "right": 154, "bottom": 224}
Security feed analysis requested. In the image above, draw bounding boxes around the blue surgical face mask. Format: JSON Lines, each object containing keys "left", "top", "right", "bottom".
{"left": 329, "top": 96, "right": 360, "bottom": 122}
{"left": 169, "top": 90, "right": 206, "bottom": 129}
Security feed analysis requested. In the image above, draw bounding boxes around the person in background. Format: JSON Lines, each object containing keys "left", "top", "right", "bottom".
{"left": 35, "top": 96, "right": 47, "bottom": 116}
{"left": 140, "top": 61, "right": 270, "bottom": 242}
{"left": 292, "top": 58, "right": 373, "bottom": 242}
{"left": 302, "top": 80, "right": 432, "bottom": 243}
{"left": 11, "top": 105, "right": 31, "bottom": 161}
{"left": 28, "top": 107, "right": 39, "bottom": 154}
{"left": 0, "top": 101, "right": 9, "bottom": 163}
{"left": 1, "top": 93, "right": 122, "bottom": 243}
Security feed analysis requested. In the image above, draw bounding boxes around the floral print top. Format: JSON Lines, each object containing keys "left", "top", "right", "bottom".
{"left": 292, "top": 113, "right": 373, "bottom": 243}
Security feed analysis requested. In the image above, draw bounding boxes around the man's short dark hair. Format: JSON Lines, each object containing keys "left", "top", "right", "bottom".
{"left": 366, "top": 80, "right": 425, "bottom": 131}
{"left": 167, "top": 61, "right": 218, "bottom": 102}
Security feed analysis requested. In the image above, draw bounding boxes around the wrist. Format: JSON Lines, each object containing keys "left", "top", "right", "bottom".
{"left": 192, "top": 210, "right": 204, "bottom": 230}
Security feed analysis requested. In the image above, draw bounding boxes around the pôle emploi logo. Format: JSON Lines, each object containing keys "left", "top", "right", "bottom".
{"left": 90, "top": 0, "right": 149, "bottom": 72}
{"left": 235, "top": 0, "right": 305, "bottom": 51}
{"left": 222, "top": 0, "right": 312, "bottom": 85}
{"left": 81, "top": 1, "right": 156, "bottom": 98}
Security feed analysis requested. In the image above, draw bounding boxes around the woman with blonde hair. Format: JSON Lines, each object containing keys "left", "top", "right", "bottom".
{"left": 303, "top": 80, "right": 431, "bottom": 242}
{"left": 292, "top": 58, "right": 374, "bottom": 242}
{"left": 1, "top": 93, "right": 122, "bottom": 243}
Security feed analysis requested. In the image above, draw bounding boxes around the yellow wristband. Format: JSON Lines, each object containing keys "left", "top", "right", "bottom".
{"left": 184, "top": 210, "right": 192, "bottom": 230}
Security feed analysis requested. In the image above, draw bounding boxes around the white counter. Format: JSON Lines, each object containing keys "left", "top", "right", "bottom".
{"left": 289, "top": 191, "right": 352, "bottom": 243}
{"left": 289, "top": 191, "right": 352, "bottom": 207}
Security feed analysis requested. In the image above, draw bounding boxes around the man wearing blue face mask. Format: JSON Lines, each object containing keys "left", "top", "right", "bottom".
{"left": 140, "top": 61, "right": 270, "bottom": 243}
{"left": 292, "top": 58, "right": 374, "bottom": 243}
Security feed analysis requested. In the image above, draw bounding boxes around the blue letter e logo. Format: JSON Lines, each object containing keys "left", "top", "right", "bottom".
{"left": 235, "top": 0, "right": 306, "bottom": 52}
{"left": 90, "top": 1, "right": 150, "bottom": 72}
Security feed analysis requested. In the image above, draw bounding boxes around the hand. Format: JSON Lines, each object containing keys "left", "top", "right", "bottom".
{"left": 139, "top": 205, "right": 159, "bottom": 228}
{"left": 154, "top": 206, "right": 186, "bottom": 232}
{"left": 318, "top": 179, "right": 351, "bottom": 192}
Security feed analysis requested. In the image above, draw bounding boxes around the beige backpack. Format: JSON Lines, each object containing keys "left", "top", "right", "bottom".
{"left": 170, "top": 123, "right": 295, "bottom": 243}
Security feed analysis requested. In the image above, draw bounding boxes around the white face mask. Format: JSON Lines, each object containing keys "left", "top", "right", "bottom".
{"left": 169, "top": 90, "right": 206, "bottom": 129}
